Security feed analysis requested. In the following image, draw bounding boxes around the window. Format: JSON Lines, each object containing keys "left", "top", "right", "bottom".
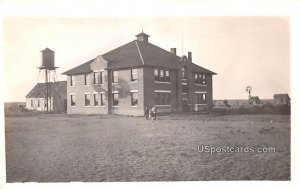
{"left": 165, "top": 93, "right": 171, "bottom": 105}
{"left": 165, "top": 70, "right": 170, "bottom": 82}
{"left": 195, "top": 73, "right": 207, "bottom": 85}
{"left": 31, "top": 99, "right": 33, "bottom": 107}
{"left": 155, "top": 92, "right": 159, "bottom": 105}
{"left": 94, "top": 94, "right": 98, "bottom": 106}
{"left": 70, "top": 95, "right": 76, "bottom": 106}
{"left": 70, "top": 75, "right": 75, "bottom": 86}
{"left": 155, "top": 68, "right": 170, "bottom": 82}
{"left": 154, "top": 91, "right": 171, "bottom": 105}
{"left": 154, "top": 69, "right": 159, "bottom": 81}
{"left": 196, "top": 93, "right": 206, "bottom": 104}
{"left": 182, "top": 67, "right": 186, "bottom": 79}
{"left": 37, "top": 99, "right": 40, "bottom": 107}
{"left": 84, "top": 74, "right": 89, "bottom": 85}
{"left": 131, "top": 92, "right": 138, "bottom": 106}
{"left": 85, "top": 94, "right": 90, "bottom": 106}
{"left": 131, "top": 69, "right": 138, "bottom": 82}
{"left": 202, "top": 93, "right": 206, "bottom": 101}
{"left": 113, "top": 71, "right": 118, "bottom": 83}
{"left": 159, "top": 69, "right": 164, "bottom": 81}
{"left": 100, "top": 93, "right": 105, "bottom": 106}
{"left": 203, "top": 74, "right": 206, "bottom": 85}
{"left": 182, "top": 85, "right": 188, "bottom": 93}
{"left": 100, "top": 71, "right": 104, "bottom": 84}
{"left": 112, "top": 92, "right": 119, "bottom": 106}
{"left": 93, "top": 72, "right": 99, "bottom": 84}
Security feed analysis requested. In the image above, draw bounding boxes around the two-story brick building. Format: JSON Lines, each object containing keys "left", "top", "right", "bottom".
{"left": 62, "top": 32, "right": 216, "bottom": 116}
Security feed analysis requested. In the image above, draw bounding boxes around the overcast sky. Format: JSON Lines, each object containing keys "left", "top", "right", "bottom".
{"left": 3, "top": 16, "right": 289, "bottom": 102}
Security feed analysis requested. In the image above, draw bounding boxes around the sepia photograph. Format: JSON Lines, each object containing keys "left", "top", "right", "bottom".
{"left": 1, "top": 1, "right": 300, "bottom": 188}
{"left": 3, "top": 16, "right": 291, "bottom": 182}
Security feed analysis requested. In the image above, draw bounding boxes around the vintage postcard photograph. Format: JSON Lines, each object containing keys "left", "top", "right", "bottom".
{"left": 3, "top": 16, "right": 291, "bottom": 182}
{"left": 1, "top": 1, "right": 300, "bottom": 188}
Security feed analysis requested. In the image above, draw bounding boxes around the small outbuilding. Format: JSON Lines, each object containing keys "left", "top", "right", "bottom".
{"left": 274, "top": 94, "right": 290, "bottom": 106}
{"left": 25, "top": 81, "right": 67, "bottom": 112}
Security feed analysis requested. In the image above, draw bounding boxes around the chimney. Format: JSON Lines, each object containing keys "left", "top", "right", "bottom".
{"left": 188, "top": 52, "right": 192, "bottom": 62}
{"left": 170, "top": 48, "right": 177, "bottom": 55}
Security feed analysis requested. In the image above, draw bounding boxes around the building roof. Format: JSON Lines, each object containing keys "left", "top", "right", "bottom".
{"left": 62, "top": 35, "right": 216, "bottom": 75}
{"left": 250, "top": 96, "right": 260, "bottom": 100}
{"left": 41, "top": 48, "right": 54, "bottom": 52}
{"left": 190, "top": 62, "right": 217, "bottom": 75}
{"left": 136, "top": 31, "right": 150, "bottom": 37}
{"left": 26, "top": 81, "right": 67, "bottom": 98}
{"left": 62, "top": 58, "right": 95, "bottom": 75}
{"left": 274, "top": 94, "right": 290, "bottom": 98}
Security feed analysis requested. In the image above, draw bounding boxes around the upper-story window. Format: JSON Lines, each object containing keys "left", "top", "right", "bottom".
{"left": 99, "top": 71, "right": 104, "bottom": 84}
{"left": 131, "top": 69, "right": 138, "bottom": 82}
{"left": 154, "top": 69, "right": 159, "bottom": 81}
{"left": 84, "top": 74, "right": 89, "bottom": 85}
{"left": 113, "top": 71, "right": 118, "bottom": 83}
{"left": 93, "top": 71, "right": 99, "bottom": 84}
{"left": 70, "top": 75, "right": 75, "bottom": 86}
{"left": 195, "top": 73, "right": 207, "bottom": 85}
{"left": 154, "top": 68, "right": 170, "bottom": 82}
{"left": 165, "top": 70, "right": 170, "bottom": 82}
{"left": 182, "top": 67, "right": 187, "bottom": 79}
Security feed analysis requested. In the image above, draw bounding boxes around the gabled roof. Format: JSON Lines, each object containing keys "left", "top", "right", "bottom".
{"left": 103, "top": 41, "right": 145, "bottom": 69}
{"left": 41, "top": 48, "right": 54, "bottom": 52}
{"left": 190, "top": 63, "right": 217, "bottom": 75}
{"left": 274, "top": 94, "right": 290, "bottom": 98}
{"left": 250, "top": 96, "right": 260, "bottom": 100}
{"left": 62, "top": 58, "right": 95, "bottom": 75}
{"left": 62, "top": 38, "right": 216, "bottom": 75}
{"left": 26, "top": 81, "right": 67, "bottom": 98}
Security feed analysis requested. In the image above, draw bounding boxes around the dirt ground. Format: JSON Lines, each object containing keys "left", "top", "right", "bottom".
{"left": 5, "top": 113, "right": 290, "bottom": 182}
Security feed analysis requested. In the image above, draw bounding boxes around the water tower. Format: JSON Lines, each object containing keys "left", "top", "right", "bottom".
{"left": 38, "top": 48, "right": 58, "bottom": 112}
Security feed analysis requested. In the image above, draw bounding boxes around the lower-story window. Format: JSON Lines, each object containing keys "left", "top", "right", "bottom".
{"left": 85, "top": 94, "right": 90, "bottom": 106}
{"left": 196, "top": 92, "right": 206, "bottom": 104}
{"left": 155, "top": 91, "right": 171, "bottom": 105}
{"left": 131, "top": 92, "right": 138, "bottom": 106}
{"left": 94, "top": 94, "right": 99, "bottom": 106}
{"left": 100, "top": 93, "right": 105, "bottom": 106}
{"left": 70, "top": 94, "right": 76, "bottom": 107}
{"left": 112, "top": 92, "right": 119, "bottom": 106}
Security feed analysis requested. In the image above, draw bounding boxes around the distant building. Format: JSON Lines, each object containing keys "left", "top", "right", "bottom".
{"left": 249, "top": 96, "right": 261, "bottom": 105}
{"left": 274, "top": 94, "right": 290, "bottom": 106}
{"left": 25, "top": 81, "right": 67, "bottom": 112}
{"left": 62, "top": 31, "right": 216, "bottom": 116}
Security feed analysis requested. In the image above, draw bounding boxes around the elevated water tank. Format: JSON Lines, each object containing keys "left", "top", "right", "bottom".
{"left": 41, "top": 48, "right": 55, "bottom": 70}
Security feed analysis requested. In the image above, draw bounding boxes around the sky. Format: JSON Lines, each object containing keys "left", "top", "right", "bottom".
{"left": 3, "top": 16, "right": 290, "bottom": 102}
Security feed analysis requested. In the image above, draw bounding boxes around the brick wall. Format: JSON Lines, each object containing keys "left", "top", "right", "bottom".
{"left": 109, "top": 68, "right": 144, "bottom": 116}
{"left": 143, "top": 67, "right": 179, "bottom": 113}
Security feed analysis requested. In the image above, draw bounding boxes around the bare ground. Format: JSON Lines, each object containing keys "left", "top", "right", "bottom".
{"left": 5, "top": 113, "right": 290, "bottom": 182}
